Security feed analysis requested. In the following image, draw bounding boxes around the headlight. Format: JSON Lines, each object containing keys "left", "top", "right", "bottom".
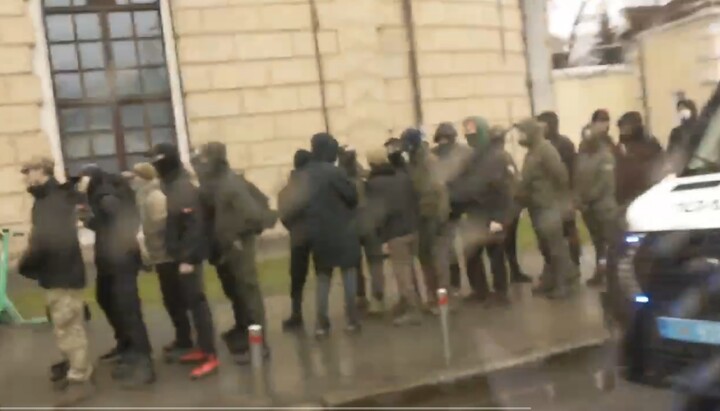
{"left": 617, "top": 232, "right": 646, "bottom": 300}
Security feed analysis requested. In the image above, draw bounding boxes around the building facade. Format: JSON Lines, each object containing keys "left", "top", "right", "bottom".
{"left": 0, "top": 0, "right": 530, "bottom": 233}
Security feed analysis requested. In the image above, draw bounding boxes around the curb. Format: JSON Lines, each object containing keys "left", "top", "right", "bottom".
{"left": 321, "top": 334, "right": 610, "bottom": 407}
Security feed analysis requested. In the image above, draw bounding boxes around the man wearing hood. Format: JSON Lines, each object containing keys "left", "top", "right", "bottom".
{"left": 575, "top": 124, "right": 619, "bottom": 287}
{"left": 303, "top": 133, "right": 362, "bottom": 336}
{"left": 449, "top": 117, "right": 514, "bottom": 305}
{"left": 278, "top": 149, "right": 312, "bottom": 330}
{"left": 78, "top": 164, "right": 154, "bottom": 388}
{"left": 537, "top": 111, "right": 582, "bottom": 272}
{"left": 431, "top": 122, "right": 473, "bottom": 298}
{"left": 194, "top": 141, "right": 270, "bottom": 364}
{"left": 615, "top": 112, "right": 664, "bottom": 208}
{"left": 488, "top": 126, "right": 532, "bottom": 284}
{"left": 19, "top": 157, "right": 94, "bottom": 405}
{"left": 514, "top": 118, "right": 576, "bottom": 299}
{"left": 384, "top": 137, "right": 407, "bottom": 170}
{"left": 127, "top": 163, "right": 192, "bottom": 362}
{"left": 338, "top": 145, "right": 385, "bottom": 314}
{"left": 401, "top": 128, "right": 452, "bottom": 312}
{"left": 148, "top": 143, "right": 219, "bottom": 379}
{"left": 667, "top": 99, "right": 699, "bottom": 173}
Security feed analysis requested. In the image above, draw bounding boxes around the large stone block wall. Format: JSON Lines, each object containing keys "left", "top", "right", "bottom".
{"left": 0, "top": 0, "right": 54, "bottom": 232}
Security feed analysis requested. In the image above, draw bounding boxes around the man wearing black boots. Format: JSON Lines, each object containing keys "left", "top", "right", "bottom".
{"left": 279, "top": 149, "right": 313, "bottom": 329}
{"left": 149, "top": 143, "right": 220, "bottom": 379}
{"left": 79, "top": 165, "right": 154, "bottom": 388}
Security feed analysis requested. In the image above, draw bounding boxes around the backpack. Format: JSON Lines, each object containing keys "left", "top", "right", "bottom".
{"left": 240, "top": 175, "right": 279, "bottom": 234}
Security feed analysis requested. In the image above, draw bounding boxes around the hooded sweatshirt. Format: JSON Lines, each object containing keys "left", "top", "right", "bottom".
{"left": 131, "top": 164, "right": 170, "bottom": 265}
{"left": 537, "top": 111, "right": 577, "bottom": 188}
{"left": 449, "top": 116, "right": 514, "bottom": 224}
{"left": 150, "top": 143, "right": 207, "bottom": 265}
{"left": 515, "top": 118, "right": 570, "bottom": 210}
{"left": 615, "top": 112, "right": 664, "bottom": 206}
{"left": 278, "top": 149, "right": 312, "bottom": 244}
{"left": 402, "top": 128, "right": 450, "bottom": 222}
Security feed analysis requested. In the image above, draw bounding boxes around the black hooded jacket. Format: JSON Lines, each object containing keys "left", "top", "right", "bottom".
{"left": 365, "top": 162, "right": 418, "bottom": 242}
{"left": 150, "top": 143, "right": 207, "bottom": 265}
{"left": 538, "top": 111, "right": 577, "bottom": 187}
{"left": 278, "top": 149, "right": 312, "bottom": 245}
{"left": 616, "top": 112, "right": 664, "bottom": 206}
{"left": 82, "top": 166, "right": 141, "bottom": 266}
{"left": 303, "top": 133, "right": 361, "bottom": 270}
{"left": 19, "top": 178, "right": 86, "bottom": 289}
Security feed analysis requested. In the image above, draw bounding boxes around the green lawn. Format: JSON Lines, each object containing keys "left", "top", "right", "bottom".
{"left": 8, "top": 214, "right": 589, "bottom": 318}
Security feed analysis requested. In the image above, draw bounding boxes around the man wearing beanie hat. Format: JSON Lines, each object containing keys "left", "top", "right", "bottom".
{"left": 128, "top": 163, "right": 192, "bottom": 361}
{"left": 513, "top": 118, "right": 576, "bottom": 299}
{"left": 400, "top": 127, "right": 452, "bottom": 312}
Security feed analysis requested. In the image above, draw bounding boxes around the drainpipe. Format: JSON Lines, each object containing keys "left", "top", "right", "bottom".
{"left": 309, "top": 0, "right": 331, "bottom": 133}
{"left": 518, "top": 0, "right": 535, "bottom": 115}
{"left": 401, "top": 0, "right": 424, "bottom": 126}
{"left": 638, "top": 39, "right": 652, "bottom": 135}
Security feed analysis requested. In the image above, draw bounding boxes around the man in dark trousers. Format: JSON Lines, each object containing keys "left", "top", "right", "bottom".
{"left": 450, "top": 117, "right": 514, "bottom": 306}
{"left": 149, "top": 143, "right": 219, "bottom": 379}
{"left": 79, "top": 165, "right": 154, "bottom": 388}
{"left": 615, "top": 112, "right": 664, "bottom": 209}
{"left": 537, "top": 111, "right": 581, "bottom": 279}
{"left": 303, "top": 133, "right": 362, "bottom": 337}
{"left": 489, "top": 126, "right": 532, "bottom": 284}
{"left": 194, "top": 141, "right": 270, "bottom": 364}
{"left": 19, "top": 157, "right": 94, "bottom": 405}
{"left": 279, "top": 149, "right": 313, "bottom": 330}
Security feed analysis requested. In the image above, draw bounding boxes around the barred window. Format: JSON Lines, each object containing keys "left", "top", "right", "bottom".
{"left": 43, "top": 0, "right": 176, "bottom": 175}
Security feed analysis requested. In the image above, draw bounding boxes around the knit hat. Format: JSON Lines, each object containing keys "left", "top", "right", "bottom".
{"left": 591, "top": 109, "right": 610, "bottom": 123}
{"left": 132, "top": 162, "right": 158, "bottom": 181}
{"left": 366, "top": 147, "right": 389, "bottom": 167}
{"left": 433, "top": 122, "right": 458, "bottom": 143}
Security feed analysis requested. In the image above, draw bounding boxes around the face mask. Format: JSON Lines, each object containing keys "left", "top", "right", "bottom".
{"left": 679, "top": 108, "right": 692, "bottom": 121}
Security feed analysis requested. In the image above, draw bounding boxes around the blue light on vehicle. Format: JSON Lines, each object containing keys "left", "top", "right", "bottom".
{"left": 634, "top": 294, "right": 650, "bottom": 304}
{"left": 625, "top": 233, "right": 645, "bottom": 244}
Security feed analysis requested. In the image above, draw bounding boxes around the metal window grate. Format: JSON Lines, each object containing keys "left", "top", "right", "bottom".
{"left": 42, "top": 0, "right": 175, "bottom": 175}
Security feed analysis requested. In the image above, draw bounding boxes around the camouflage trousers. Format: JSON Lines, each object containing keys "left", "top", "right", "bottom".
{"left": 46, "top": 289, "right": 93, "bottom": 382}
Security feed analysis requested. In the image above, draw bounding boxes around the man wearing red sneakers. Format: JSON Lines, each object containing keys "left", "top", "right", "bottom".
{"left": 149, "top": 143, "right": 220, "bottom": 379}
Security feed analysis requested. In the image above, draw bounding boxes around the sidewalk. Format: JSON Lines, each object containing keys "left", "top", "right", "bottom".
{"left": 0, "top": 250, "right": 608, "bottom": 407}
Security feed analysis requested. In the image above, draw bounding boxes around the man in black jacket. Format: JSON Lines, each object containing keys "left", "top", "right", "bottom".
{"left": 149, "top": 143, "right": 219, "bottom": 379}
{"left": 537, "top": 111, "right": 581, "bottom": 276}
{"left": 19, "top": 157, "right": 94, "bottom": 405}
{"left": 667, "top": 99, "right": 698, "bottom": 173}
{"left": 79, "top": 165, "right": 154, "bottom": 388}
{"left": 278, "top": 149, "right": 312, "bottom": 330}
{"left": 304, "top": 133, "right": 362, "bottom": 337}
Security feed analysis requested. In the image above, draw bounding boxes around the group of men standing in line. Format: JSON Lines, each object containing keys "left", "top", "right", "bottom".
{"left": 18, "top": 142, "right": 276, "bottom": 405}
{"left": 16, "top": 95, "right": 698, "bottom": 406}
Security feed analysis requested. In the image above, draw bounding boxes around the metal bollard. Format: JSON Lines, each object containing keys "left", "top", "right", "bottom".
{"left": 248, "top": 324, "right": 264, "bottom": 369}
{"left": 437, "top": 288, "right": 451, "bottom": 366}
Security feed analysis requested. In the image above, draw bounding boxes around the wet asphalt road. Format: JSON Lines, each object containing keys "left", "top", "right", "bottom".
{"left": 356, "top": 345, "right": 675, "bottom": 410}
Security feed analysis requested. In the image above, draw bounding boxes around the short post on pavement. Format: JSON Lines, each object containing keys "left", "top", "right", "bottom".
{"left": 437, "top": 288, "right": 451, "bottom": 366}
{"left": 248, "top": 324, "right": 264, "bottom": 369}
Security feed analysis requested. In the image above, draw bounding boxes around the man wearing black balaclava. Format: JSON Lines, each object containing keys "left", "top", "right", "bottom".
{"left": 194, "top": 141, "right": 270, "bottom": 364}
{"left": 615, "top": 111, "right": 664, "bottom": 208}
{"left": 537, "top": 111, "right": 582, "bottom": 278}
{"left": 148, "top": 143, "right": 219, "bottom": 379}
{"left": 78, "top": 164, "right": 154, "bottom": 388}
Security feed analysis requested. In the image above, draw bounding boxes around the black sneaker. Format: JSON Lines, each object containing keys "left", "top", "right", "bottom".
{"left": 282, "top": 314, "right": 304, "bottom": 331}
{"left": 49, "top": 360, "right": 69, "bottom": 382}
{"left": 99, "top": 347, "right": 122, "bottom": 363}
{"left": 55, "top": 380, "right": 95, "bottom": 407}
{"left": 234, "top": 346, "right": 271, "bottom": 365}
{"left": 511, "top": 273, "right": 533, "bottom": 283}
{"left": 120, "top": 357, "right": 156, "bottom": 390}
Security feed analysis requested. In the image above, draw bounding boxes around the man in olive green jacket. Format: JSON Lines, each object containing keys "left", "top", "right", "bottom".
{"left": 575, "top": 124, "right": 619, "bottom": 287}
{"left": 514, "top": 118, "right": 576, "bottom": 299}
{"left": 401, "top": 128, "right": 451, "bottom": 310}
